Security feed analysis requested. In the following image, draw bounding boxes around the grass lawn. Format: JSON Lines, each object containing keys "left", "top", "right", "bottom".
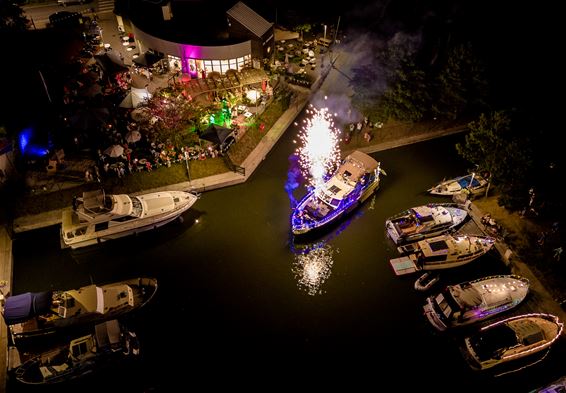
{"left": 228, "top": 98, "right": 287, "bottom": 165}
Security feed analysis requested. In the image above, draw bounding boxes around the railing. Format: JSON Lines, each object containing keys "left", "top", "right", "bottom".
{"left": 223, "top": 155, "right": 245, "bottom": 177}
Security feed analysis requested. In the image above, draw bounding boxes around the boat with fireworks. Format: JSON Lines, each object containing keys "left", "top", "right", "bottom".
{"left": 461, "top": 313, "right": 563, "bottom": 372}
{"left": 61, "top": 189, "right": 198, "bottom": 249}
{"left": 2, "top": 277, "right": 157, "bottom": 342}
{"left": 385, "top": 203, "right": 468, "bottom": 245}
{"left": 389, "top": 234, "right": 495, "bottom": 276}
{"left": 9, "top": 319, "right": 140, "bottom": 385}
{"left": 423, "top": 274, "right": 529, "bottom": 331}
{"left": 291, "top": 150, "right": 385, "bottom": 236}
{"left": 428, "top": 172, "right": 489, "bottom": 197}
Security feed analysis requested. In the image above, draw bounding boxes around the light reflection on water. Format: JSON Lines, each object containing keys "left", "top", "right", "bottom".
{"left": 292, "top": 241, "right": 335, "bottom": 296}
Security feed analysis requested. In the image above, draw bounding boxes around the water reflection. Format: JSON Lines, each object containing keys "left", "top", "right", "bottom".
{"left": 289, "top": 197, "right": 373, "bottom": 295}
{"left": 292, "top": 241, "right": 335, "bottom": 296}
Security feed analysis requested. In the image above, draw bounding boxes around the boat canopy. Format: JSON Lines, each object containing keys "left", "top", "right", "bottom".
{"left": 451, "top": 285, "right": 482, "bottom": 308}
{"left": 347, "top": 151, "right": 378, "bottom": 172}
{"left": 83, "top": 189, "right": 110, "bottom": 214}
{"left": 457, "top": 176, "right": 481, "bottom": 188}
{"left": 2, "top": 291, "right": 52, "bottom": 325}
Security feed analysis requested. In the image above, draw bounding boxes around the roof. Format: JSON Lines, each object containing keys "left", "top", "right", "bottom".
{"left": 226, "top": 1, "right": 272, "bottom": 38}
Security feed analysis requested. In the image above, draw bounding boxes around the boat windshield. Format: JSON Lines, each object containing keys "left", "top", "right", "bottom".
{"left": 458, "top": 176, "right": 481, "bottom": 188}
{"left": 131, "top": 197, "right": 143, "bottom": 217}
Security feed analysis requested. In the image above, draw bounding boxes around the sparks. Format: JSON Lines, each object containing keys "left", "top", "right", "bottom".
{"left": 296, "top": 106, "right": 341, "bottom": 190}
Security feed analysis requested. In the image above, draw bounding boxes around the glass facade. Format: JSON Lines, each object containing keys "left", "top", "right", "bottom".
{"left": 200, "top": 55, "right": 251, "bottom": 75}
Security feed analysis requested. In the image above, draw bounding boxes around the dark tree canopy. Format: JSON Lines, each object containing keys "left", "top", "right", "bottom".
{"left": 0, "top": 1, "right": 30, "bottom": 32}
{"left": 456, "top": 111, "right": 533, "bottom": 209}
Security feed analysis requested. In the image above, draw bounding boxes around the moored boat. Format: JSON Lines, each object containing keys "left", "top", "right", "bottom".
{"left": 2, "top": 277, "right": 157, "bottom": 342}
{"left": 461, "top": 313, "right": 563, "bottom": 371}
{"left": 291, "top": 151, "right": 385, "bottom": 236}
{"left": 389, "top": 234, "right": 495, "bottom": 276}
{"left": 61, "top": 189, "right": 198, "bottom": 249}
{"left": 386, "top": 203, "right": 468, "bottom": 245}
{"left": 414, "top": 272, "right": 440, "bottom": 291}
{"left": 428, "top": 172, "right": 489, "bottom": 197}
{"left": 9, "top": 319, "right": 140, "bottom": 385}
{"left": 423, "top": 274, "right": 529, "bottom": 331}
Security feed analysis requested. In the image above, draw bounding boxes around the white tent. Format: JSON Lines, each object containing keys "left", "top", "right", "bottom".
{"left": 119, "top": 86, "right": 152, "bottom": 109}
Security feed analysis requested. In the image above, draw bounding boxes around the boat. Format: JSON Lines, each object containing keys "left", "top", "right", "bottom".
{"left": 9, "top": 319, "right": 140, "bottom": 385}
{"left": 385, "top": 203, "right": 468, "bottom": 245}
{"left": 461, "top": 313, "right": 563, "bottom": 371}
{"left": 61, "top": 189, "right": 199, "bottom": 249}
{"left": 291, "top": 151, "right": 386, "bottom": 236}
{"left": 414, "top": 272, "right": 440, "bottom": 291}
{"left": 2, "top": 277, "right": 157, "bottom": 342}
{"left": 423, "top": 274, "right": 529, "bottom": 331}
{"left": 389, "top": 234, "right": 495, "bottom": 276}
{"left": 428, "top": 172, "right": 489, "bottom": 197}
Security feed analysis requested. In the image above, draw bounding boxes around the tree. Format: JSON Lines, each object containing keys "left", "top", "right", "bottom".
{"left": 294, "top": 23, "right": 311, "bottom": 41}
{"left": 0, "top": 2, "right": 30, "bottom": 32}
{"left": 433, "top": 43, "right": 488, "bottom": 120}
{"left": 376, "top": 60, "right": 430, "bottom": 122}
{"left": 456, "top": 111, "right": 533, "bottom": 209}
{"left": 350, "top": 32, "right": 432, "bottom": 123}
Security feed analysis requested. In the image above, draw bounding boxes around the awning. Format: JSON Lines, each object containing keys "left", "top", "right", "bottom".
{"left": 2, "top": 291, "right": 52, "bottom": 325}
{"left": 133, "top": 52, "right": 163, "bottom": 67}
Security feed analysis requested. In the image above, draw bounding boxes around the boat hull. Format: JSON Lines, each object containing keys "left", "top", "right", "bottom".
{"left": 61, "top": 191, "right": 197, "bottom": 249}
{"left": 7, "top": 278, "right": 158, "bottom": 342}
{"left": 461, "top": 313, "right": 563, "bottom": 371}
{"left": 423, "top": 275, "right": 529, "bottom": 331}
{"left": 291, "top": 179, "right": 379, "bottom": 237}
{"left": 385, "top": 204, "right": 468, "bottom": 245}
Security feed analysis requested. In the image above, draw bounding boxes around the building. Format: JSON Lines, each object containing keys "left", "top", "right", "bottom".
{"left": 116, "top": 0, "right": 274, "bottom": 79}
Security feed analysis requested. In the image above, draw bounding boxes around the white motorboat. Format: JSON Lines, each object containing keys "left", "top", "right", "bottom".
{"left": 428, "top": 173, "right": 489, "bottom": 197}
{"left": 291, "top": 151, "right": 385, "bottom": 236}
{"left": 61, "top": 189, "right": 198, "bottom": 249}
{"left": 423, "top": 274, "right": 529, "bottom": 331}
{"left": 2, "top": 277, "right": 157, "bottom": 342}
{"left": 461, "top": 313, "right": 563, "bottom": 371}
{"left": 389, "top": 234, "right": 495, "bottom": 276}
{"left": 385, "top": 203, "right": 468, "bottom": 244}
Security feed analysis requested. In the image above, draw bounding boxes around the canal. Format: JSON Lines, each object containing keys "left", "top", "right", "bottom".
{"left": 10, "top": 126, "right": 566, "bottom": 391}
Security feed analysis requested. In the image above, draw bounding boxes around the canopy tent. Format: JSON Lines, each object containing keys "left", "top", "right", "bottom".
{"left": 200, "top": 124, "right": 236, "bottom": 152}
{"left": 2, "top": 292, "right": 52, "bottom": 325}
{"left": 104, "top": 144, "right": 124, "bottom": 158}
{"left": 125, "top": 130, "right": 142, "bottom": 143}
{"left": 119, "top": 86, "right": 152, "bottom": 108}
{"left": 133, "top": 51, "right": 163, "bottom": 67}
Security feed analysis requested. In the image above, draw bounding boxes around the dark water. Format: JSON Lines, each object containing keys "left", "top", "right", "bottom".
{"left": 10, "top": 125, "right": 566, "bottom": 391}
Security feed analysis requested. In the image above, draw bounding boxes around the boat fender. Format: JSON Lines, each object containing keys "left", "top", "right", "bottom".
{"left": 177, "top": 216, "right": 184, "bottom": 224}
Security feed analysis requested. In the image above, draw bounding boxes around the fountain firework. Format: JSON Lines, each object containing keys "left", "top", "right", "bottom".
{"left": 296, "top": 105, "right": 341, "bottom": 190}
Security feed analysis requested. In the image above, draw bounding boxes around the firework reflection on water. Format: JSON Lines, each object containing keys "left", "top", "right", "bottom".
{"left": 292, "top": 242, "right": 335, "bottom": 296}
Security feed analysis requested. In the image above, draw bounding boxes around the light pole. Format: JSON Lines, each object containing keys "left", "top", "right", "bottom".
{"left": 184, "top": 151, "right": 191, "bottom": 183}
{"left": 323, "top": 24, "right": 327, "bottom": 40}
